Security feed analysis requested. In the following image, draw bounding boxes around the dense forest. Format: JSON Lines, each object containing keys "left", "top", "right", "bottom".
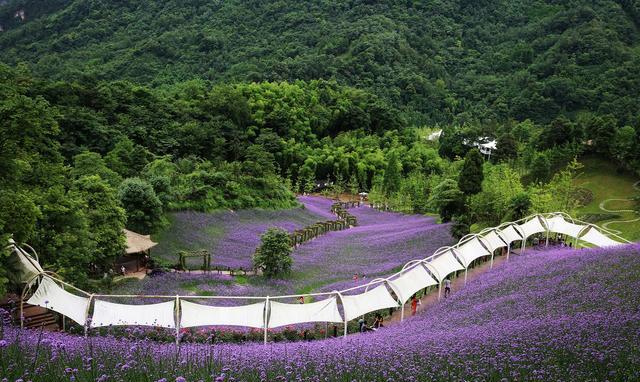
{"left": 1, "top": 0, "right": 640, "bottom": 294}
{"left": 1, "top": 0, "right": 640, "bottom": 126}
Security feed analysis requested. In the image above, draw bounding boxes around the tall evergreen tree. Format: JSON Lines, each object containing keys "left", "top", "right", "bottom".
{"left": 458, "top": 149, "right": 484, "bottom": 195}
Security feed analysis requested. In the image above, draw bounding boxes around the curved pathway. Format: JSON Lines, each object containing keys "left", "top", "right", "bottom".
{"left": 598, "top": 181, "right": 640, "bottom": 235}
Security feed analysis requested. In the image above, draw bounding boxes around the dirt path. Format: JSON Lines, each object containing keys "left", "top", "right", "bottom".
{"left": 599, "top": 180, "right": 640, "bottom": 235}
{"left": 385, "top": 251, "right": 513, "bottom": 326}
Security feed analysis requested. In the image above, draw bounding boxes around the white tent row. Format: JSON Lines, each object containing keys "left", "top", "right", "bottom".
{"left": 18, "top": 212, "right": 628, "bottom": 342}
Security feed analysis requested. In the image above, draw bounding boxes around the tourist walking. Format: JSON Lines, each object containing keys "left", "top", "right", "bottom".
{"left": 410, "top": 295, "right": 419, "bottom": 316}
{"left": 444, "top": 278, "right": 451, "bottom": 298}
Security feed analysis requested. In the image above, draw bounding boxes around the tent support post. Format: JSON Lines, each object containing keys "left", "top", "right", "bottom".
{"left": 490, "top": 251, "right": 494, "bottom": 269}
{"left": 545, "top": 229, "right": 549, "bottom": 247}
{"left": 506, "top": 244, "right": 511, "bottom": 261}
{"left": 400, "top": 303, "right": 404, "bottom": 322}
{"left": 438, "top": 281, "right": 442, "bottom": 300}
{"left": 263, "top": 296, "right": 269, "bottom": 345}
{"left": 464, "top": 268, "right": 468, "bottom": 285}
{"left": 84, "top": 294, "right": 94, "bottom": 338}
{"left": 175, "top": 295, "right": 180, "bottom": 345}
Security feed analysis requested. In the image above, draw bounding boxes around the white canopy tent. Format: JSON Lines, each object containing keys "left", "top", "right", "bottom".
{"left": 544, "top": 215, "right": 587, "bottom": 238}
{"left": 341, "top": 285, "right": 398, "bottom": 322}
{"left": 517, "top": 216, "right": 547, "bottom": 239}
{"left": 12, "top": 245, "right": 44, "bottom": 286}
{"left": 579, "top": 227, "right": 623, "bottom": 247}
{"left": 268, "top": 297, "right": 343, "bottom": 328}
{"left": 497, "top": 225, "right": 523, "bottom": 245}
{"left": 387, "top": 264, "right": 438, "bottom": 304}
{"left": 480, "top": 230, "right": 507, "bottom": 253}
{"left": 180, "top": 300, "right": 266, "bottom": 329}
{"left": 27, "top": 277, "right": 90, "bottom": 325}
{"left": 425, "top": 250, "right": 464, "bottom": 282}
{"left": 91, "top": 300, "right": 175, "bottom": 328}
{"left": 454, "top": 237, "right": 491, "bottom": 269}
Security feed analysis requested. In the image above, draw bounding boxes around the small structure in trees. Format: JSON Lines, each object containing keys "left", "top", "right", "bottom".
{"left": 115, "top": 229, "right": 158, "bottom": 273}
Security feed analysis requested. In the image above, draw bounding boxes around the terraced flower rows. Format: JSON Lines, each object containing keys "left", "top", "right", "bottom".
{"left": 3, "top": 244, "right": 639, "bottom": 381}
{"left": 115, "top": 196, "right": 454, "bottom": 300}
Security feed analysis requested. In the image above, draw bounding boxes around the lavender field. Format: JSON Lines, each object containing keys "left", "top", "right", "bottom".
{"left": 3, "top": 244, "right": 639, "bottom": 381}
{"left": 119, "top": 197, "right": 453, "bottom": 299}
{"left": 151, "top": 196, "right": 334, "bottom": 269}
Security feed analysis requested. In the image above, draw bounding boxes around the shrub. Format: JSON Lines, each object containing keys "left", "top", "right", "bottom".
{"left": 253, "top": 228, "right": 292, "bottom": 278}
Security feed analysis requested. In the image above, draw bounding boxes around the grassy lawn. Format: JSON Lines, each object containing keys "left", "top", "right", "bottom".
{"left": 575, "top": 156, "right": 640, "bottom": 241}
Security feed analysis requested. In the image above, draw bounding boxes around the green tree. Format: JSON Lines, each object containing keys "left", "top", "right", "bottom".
{"left": 530, "top": 153, "right": 552, "bottom": 183}
{"left": 458, "top": 149, "right": 484, "bottom": 195}
{"left": 611, "top": 126, "right": 636, "bottom": 165}
{"left": 495, "top": 133, "right": 518, "bottom": 162}
{"left": 71, "top": 151, "right": 122, "bottom": 187}
{"left": 506, "top": 192, "right": 532, "bottom": 221}
{"left": 105, "top": 138, "right": 153, "bottom": 178}
{"left": 74, "top": 175, "right": 127, "bottom": 273}
{"left": 428, "top": 179, "right": 465, "bottom": 222}
{"left": 253, "top": 227, "right": 292, "bottom": 278}
{"left": 118, "top": 177, "right": 163, "bottom": 234}
{"left": 383, "top": 151, "right": 402, "bottom": 195}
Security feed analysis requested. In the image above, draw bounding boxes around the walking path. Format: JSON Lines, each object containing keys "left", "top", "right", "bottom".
{"left": 385, "top": 250, "right": 513, "bottom": 326}
{"left": 598, "top": 180, "right": 640, "bottom": 235}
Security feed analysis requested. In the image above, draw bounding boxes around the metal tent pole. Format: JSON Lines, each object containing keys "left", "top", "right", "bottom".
{"left": 175, "top": 295, "right": 180, "bottom": 345}
{"left": 263, "top": 296, "right": 269, "bottom": 344}
{"left": 507, "top": 244, "right": 511, "bottom": 261}
{"left": 438, "top": 281, "right": 442, "bottom": 300}
{"left": 464, "top": 268, "right": 468, "bottom": 285}
{"left": 84, "top": 294, "right": 94, "bottom": 338}
{"left": 400, "top": 303, "right": 404, "bottom": 322}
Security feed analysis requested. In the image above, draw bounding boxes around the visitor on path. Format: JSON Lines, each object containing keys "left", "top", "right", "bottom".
{"left": 297, "top": 296, "right": 305, "bottom": 304}
{"left": 120, "top": 265, "right": 126, "bottom": 276}
{"left": 373, "top": 313, "right": 384, "bottom": 329}
{"left": 353, "top": 273, "right": 359, "bottom": 282}
{"left": 444, "top": 278, "right": 451, "bottom": 298}
{"left": 410, "top": 295, "right": 419, "bottom": 316}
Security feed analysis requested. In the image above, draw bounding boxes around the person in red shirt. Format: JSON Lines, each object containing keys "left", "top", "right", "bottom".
{"left": 410, "top": 295, "right": 418, "bottom": 316}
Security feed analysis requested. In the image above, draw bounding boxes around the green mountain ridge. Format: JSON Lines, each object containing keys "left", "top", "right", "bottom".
{"left": 1, "top": 0, "right": 640, "bottom": 126}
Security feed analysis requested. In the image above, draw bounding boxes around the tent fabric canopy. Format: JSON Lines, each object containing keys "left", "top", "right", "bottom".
{"left": 544, "top": 215, "right": 587, "bottom": 238}
{"left": 497, "top": 225, "right": 523, "bottom": 245}
{"left": 123, "top": 229, "right": 158, "bottom": 255}
{"left": 91, "top": 300, "right": 175, "bottom": 328}
{"left": 180, "top": 300, "right": 265, "bottom": 329}
{"left": 580, "top": 227, "right": 622, "bottom": 247}
{"left": 517, "top": 217, "right": 546, "bottom": 238}
{"left": 481, "top": 230, "right": 507, "bottom": 253}
{"left": 388, "top": 264, "right": 438, "bottom": 304}
{"left": 27, "top": 277, "right": 89, "bottom": 325}
{"left": 268, "top": 297, "right": 343, "bottom": 328}
{"left": 341, "top": 285, "right": 398, "bottom": 322}
{"left": 425, "top": 250, "right": 464, "bottom": 282}
{"left": 11, "top": 246, "right": 44, "bottom": 285}
{"left": 455, "top": 237, "right": 491, "bottom": 268}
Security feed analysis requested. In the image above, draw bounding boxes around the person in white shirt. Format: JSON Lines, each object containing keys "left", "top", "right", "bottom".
{"left": 444, "top": 278, "right": 452, "bottom": 298}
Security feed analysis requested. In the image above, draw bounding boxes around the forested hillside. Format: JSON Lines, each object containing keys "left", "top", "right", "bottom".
{"left": 1, "top": 0, "right": 640, "bottom": 295}
{"left": 1, "top": 0, "right": 640, "bottom": 125}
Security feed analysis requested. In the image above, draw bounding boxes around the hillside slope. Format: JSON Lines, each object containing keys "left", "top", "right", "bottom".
{"left": 1, "top": 0, "right": 639, "bottom": 125}
{"left": 2, "top": 244, "right": 639, "bottom": 381}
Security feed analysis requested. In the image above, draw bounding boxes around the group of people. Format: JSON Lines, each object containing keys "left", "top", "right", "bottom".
{"left": 357, "top": 278, "right": 454, "bottom": 333}
{"left": 358, "top": 313, "right": 385, "bottom": 332}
